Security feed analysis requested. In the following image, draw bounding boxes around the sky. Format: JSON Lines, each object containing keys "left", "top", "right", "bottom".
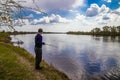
{"left": 5, "top": 0, "right": 120, "bottom": 32}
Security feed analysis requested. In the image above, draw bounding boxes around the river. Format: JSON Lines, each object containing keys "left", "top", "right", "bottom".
{"left": 11, "top": 34, "right": 120, "bottom": 80}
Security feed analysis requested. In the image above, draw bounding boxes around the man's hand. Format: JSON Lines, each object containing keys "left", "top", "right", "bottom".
{"left": 42, "top": 42, "right": 45, "bottom": 45}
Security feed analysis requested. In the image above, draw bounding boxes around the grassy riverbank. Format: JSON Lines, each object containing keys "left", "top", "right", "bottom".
{"left": 0, "top": 32, "right": 11, "bottom": 43}
{"left": 0, "top": 32, "right": 69, "bottom": 80}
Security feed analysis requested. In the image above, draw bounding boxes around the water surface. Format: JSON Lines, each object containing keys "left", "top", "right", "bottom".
{"left": 11, "top": 34, "right": 120, "bottom": 80}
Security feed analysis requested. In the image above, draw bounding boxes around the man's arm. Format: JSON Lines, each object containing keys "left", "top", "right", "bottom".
{"left": 38, "top": 35, "right": 45, "bottom": 45}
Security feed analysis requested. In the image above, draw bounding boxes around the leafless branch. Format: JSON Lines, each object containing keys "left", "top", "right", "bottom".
{"left": 0, "top": 0, "right": 46, "bottom": 31}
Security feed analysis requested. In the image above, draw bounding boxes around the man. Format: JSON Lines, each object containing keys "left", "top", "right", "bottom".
{"left": 34, "top": 28, "right": 45, "bottom": 70}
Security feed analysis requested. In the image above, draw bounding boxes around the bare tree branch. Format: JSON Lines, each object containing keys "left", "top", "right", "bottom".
{"left": 0, "top": 0, "right": 46, "bottom": 31}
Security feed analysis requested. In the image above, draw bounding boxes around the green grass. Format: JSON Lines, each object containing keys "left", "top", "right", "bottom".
{"left": 2, "top": 43, "right": 69, "bottom": 80}
{"left": 0, "top": 32, "right": 69, "bottom": 80}
{"left": 0, "top": 42, "right": 37, "bottom": 80}
{"left": 0, "top": 32, "right": 11, "bottom": 43}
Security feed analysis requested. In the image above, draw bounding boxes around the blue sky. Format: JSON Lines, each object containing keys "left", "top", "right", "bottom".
{"left": 12, "top": 0, "right": 120, "bottom": 32}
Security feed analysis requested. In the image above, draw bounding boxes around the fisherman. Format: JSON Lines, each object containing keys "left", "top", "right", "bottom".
{"left": 34, "top": 28, "right": 45, "bottom": 70}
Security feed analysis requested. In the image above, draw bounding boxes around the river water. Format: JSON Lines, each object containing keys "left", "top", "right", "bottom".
{"left": 11, "top": 34, "right": 120, "bottom": 80}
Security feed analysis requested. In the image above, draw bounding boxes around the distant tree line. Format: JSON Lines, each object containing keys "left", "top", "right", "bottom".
{"left": 67, "top": 25, "right": 120, "bottom": 36}
{"left": 67, "top": 31, "right": 90, "bottom": 35}
{"left": 7, "top": 31, "right": 36, "bottom": 35}
{"left": 7, "top": 31, "right": 65, "bottom": 35}
{"left": 91, "top": 26, "right": 120, "bottom": 36}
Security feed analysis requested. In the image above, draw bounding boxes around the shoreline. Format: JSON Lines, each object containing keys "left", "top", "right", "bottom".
{"left": 0, "top": 32, "right": 70, "bottom": 80}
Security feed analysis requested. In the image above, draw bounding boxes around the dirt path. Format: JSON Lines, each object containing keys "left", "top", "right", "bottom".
{"left": 14, "top": 52, "right": 46, "bottom": 80}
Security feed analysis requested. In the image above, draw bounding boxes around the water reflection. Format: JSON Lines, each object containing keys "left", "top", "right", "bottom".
{"left": 92, "top": 36, "right": 120, "bottom": 42}
{"left": 79, "top": 48, "right": 120, "bottom": 80}
{"left": 105, "top": 57, "right": 118, "bottom": 69}
{"left": 78, "top": 49, "right": 102, "bottom": 80}
{"left": 11, "top": 34, "right": 120, "bottom": 80}
{"left": 81, "top": 50, "right": 101, "bottom": 73}
{"left": 91, "top": 36, "right": 120, "bottom": 43}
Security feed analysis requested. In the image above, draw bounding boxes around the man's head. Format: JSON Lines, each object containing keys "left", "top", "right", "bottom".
{"left": 38, "top": 28, "right": 43, "bottom": 33}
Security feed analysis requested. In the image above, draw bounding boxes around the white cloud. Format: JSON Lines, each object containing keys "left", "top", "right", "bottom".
{"left": 25, "top": 14, "right": 34, "bottom": 19}
{"left": 13, "top": 5, "right": 120, "bottom": 32}
{"left": 31, "top": 14, "right": 71, "bottom": 24}
{"left": 14, "top": 0, "right": 85, "bottom": 12}
{"left": 94, "top": 7, "right": 120, "bottom": 26}
{"left": 99, "top": 4, "right": 110, "bottom": 13}
{"left": 37, "top": 0, "right": 85, "bottom": 11}
{"left": 14, "top": 0, "right": 35, "bottom": 8}
{"left": 104, "top": 0, "right": 111, "bottom": 3}
{"left": 75, "top": 5, "right": 120, "bottom": 30}
{"left": 86, "top": 4, "right": 110, "bottom": 17}
{"left": 86, "top": 4, "right": 99, "bottom": 17}
{"left": 119, "top": 2, "right": 120, "bottom": 5}
{"left": 32, "top": 17, "right": 50, "bottom": 24}
{"left": 72, "top": 0, "right": 85, "bottom": 8}
{"left": 75, "top": 13, "right": 85, "bottom": 20}
{"left": 116, "top": 8, "right": 120, "bottom": 13}
{"left": 108, "top": 10, "right": 120, "bottom": 24}
{"left": 8, "top": 1, "right": 120, "bottom": 32}
{"left": 14, "top": 19, "right": 30, "bottom": 26}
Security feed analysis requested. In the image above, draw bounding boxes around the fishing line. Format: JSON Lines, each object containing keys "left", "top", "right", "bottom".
{"left": 45, "top": 43, "right": 58, "bottom": 48}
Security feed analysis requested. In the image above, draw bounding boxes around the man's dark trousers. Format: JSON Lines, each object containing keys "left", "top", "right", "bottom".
{"left": 35, "top": 47, "right": 42, "bottom": 69}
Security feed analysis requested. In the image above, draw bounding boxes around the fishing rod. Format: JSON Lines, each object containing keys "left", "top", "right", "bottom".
{"left": 44, "top": 43, "right": 58, "bottom": 48}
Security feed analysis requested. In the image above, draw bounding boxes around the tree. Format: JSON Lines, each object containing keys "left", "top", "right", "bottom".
{"left": 102, "top": 26, "right": 111, "bottom": 35}
{"left": 117, "top": 26, "right": 120, "bottom": 35}
{"left": 0, "top": 0, "right": 22, "bottom": 31}
{"left": 0, "top": 0, "right": 45, "bottom": 31}
{"left": 110, "top": 26, "right": 117, "bottom": 36}
{"left": 90, "top": 28, "right": 101, "bottom": 35}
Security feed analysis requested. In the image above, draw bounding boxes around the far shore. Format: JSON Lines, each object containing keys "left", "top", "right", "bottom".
{"left": 7, "top": 31, "right": 66, "bottom": 35}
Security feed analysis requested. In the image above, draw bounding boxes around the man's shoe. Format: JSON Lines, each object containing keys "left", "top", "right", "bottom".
{"left": 35, "top": 67, "right": 42, "bottom": 70}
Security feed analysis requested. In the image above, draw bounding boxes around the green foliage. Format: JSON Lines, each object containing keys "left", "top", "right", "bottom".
{"left": 90, "top": 25, "right": 120, "bottom": 36}
{"left": 0, "top": 32, "right": 11, "bottom": 43}
{"left": 117, "top": 26, "right": 120, "bottom": 33}
{"left": 0, "top": 12, "right": 2, "bottom": 15}
{"left": 67, "top": 25, "right": 120, "bottom": 36}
